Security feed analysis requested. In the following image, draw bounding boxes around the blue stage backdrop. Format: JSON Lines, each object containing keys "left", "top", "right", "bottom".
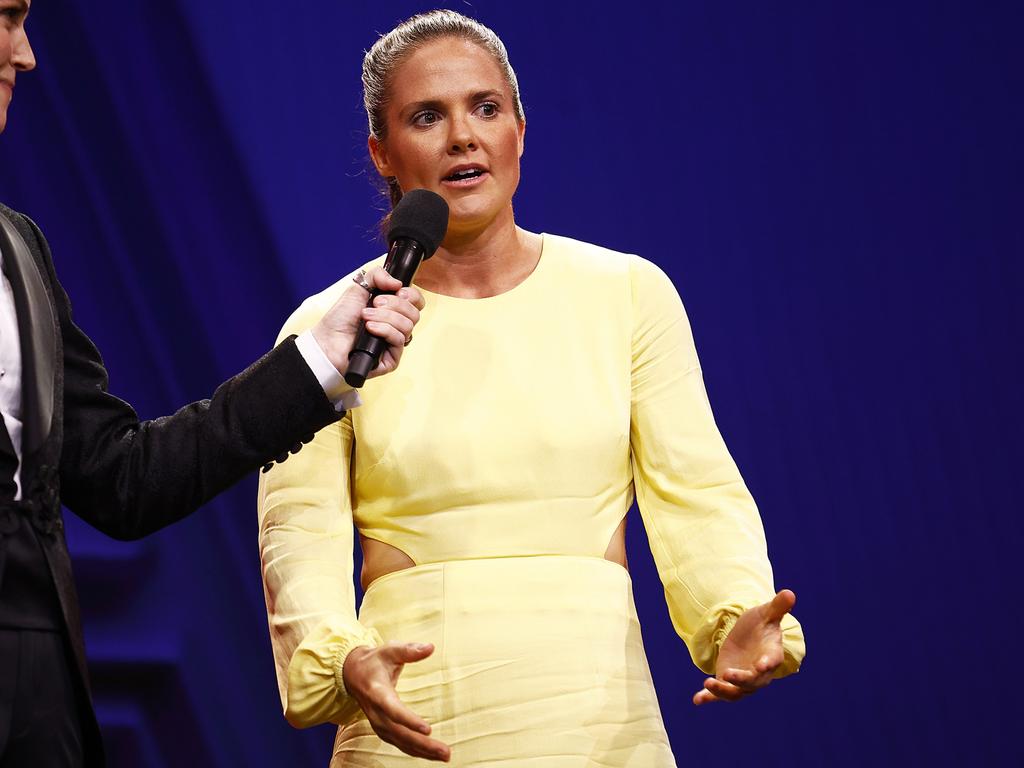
{"left": 1, "top": 1, "right": 1020, "bottom": 765}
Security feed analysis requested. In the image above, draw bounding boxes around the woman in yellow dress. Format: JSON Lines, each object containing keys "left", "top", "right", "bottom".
{"left": 258, "top": 10, "right": 805, "bottom": 766}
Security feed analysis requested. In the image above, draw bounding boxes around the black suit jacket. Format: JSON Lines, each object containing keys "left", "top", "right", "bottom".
{"left": 0, "top": 203, "right": 341, "bottom": 765}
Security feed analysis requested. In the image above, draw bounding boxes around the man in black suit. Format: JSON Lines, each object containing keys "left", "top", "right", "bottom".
{"left": 0, "top": 3, "right": 424, "bottom": 764}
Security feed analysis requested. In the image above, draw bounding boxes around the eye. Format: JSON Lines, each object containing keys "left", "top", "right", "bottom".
{"left": 476, "top": 102, "right": 499, "bottom": 118}
{"left": 412, "top": 110, "right": 440, "bottom": 127}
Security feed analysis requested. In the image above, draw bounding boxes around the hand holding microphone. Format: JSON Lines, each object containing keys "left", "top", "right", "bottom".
{"left": 344, "top": 190, "right": 449, "bottom": 387}
{"left": 310, "top": 190, "right": 448, "bottom": 387}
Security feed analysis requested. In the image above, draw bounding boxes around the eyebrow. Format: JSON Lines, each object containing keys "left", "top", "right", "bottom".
{"left": 2, "top": 0, "right": 29, "bottom": 17}
{"left": 402, "top": 99, "right": 445, "bottom": 117}
{"left": 469, "top": 90, "right": 503, "bottom": 102}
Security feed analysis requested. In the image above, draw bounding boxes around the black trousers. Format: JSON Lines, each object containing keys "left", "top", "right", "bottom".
{"left": 0, "top": 628, "right": 83, "bottom": 766}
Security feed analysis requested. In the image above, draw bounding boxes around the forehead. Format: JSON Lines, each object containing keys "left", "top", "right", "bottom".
{"left": 387, "top": 37, "right": 510, "bottom": 105}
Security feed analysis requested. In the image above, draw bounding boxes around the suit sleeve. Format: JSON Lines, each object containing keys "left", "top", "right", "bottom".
{"left": 628, "top": 255, "right": 805, "bottom": 675}
{"left": 21, "top": 215, "right": 342, "bottom": 539}
{"left": 258, "top": 287, "right": 381, "bottom": 729}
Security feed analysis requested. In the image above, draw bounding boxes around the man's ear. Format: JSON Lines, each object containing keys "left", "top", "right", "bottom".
{"left": 368, "top": 136, "right": 393, "bottom": 177}
{"left": 517, "top": 119, "right": 526, "bottom": 158}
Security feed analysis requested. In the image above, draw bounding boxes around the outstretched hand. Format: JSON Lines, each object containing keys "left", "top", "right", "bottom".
{"left": 343, "top": 642, "right": 450, "bottom": 762}
{"left": 693, "top": 589, "right": 796, "bottom": 706}
{"left": 312, "top": 267, "right": 425, "bottom": 380}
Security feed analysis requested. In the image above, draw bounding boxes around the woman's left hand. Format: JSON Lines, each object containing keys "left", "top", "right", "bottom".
{"left": 692, "top": 589, "right": 796, "bottom": 705}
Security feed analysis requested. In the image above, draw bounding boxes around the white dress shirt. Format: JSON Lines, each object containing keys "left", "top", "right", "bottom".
{"left": 0, "top": 265, "right": 23, "bottom": 498}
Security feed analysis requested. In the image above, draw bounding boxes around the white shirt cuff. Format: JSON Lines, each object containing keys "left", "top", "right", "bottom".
{"left": 295, "top": 330, "right": 362, "bottom": 412}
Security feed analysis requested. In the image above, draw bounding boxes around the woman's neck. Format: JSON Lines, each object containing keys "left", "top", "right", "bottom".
{"left": 414, "top": 206, "right": 542, "bottom": 299}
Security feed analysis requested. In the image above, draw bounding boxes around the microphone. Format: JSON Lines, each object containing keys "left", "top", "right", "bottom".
{"left": 344, "top": 189, "right": 449, "bottom": 388}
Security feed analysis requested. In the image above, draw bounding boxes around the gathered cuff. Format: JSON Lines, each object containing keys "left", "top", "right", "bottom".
{"left": 775, "top": 612, "right": 806, "bottom": 678}
{"left": 284, "top": 620, "right": 384, "bottom": 728}
{"left": 688, "top": 601, "right": 743, "bottom": 674}
{"left": 332, "top": 631, "right": 381, "bottom": 699}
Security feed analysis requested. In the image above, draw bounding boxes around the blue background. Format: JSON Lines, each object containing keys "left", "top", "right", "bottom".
{"left": 1, "top": 1, "right": 1021, "bottom": 765}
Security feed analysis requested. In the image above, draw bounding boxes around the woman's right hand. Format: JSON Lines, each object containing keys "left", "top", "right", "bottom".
{"left": 342, "top": 642, "right": 451, "bottom": 762}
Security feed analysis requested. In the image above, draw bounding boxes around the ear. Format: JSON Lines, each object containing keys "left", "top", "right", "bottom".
{"left": 368, "top": 135, "right": 393, "bottom": 177}
{"left": 517, "top": 119, "right": 526, "bottom": 158}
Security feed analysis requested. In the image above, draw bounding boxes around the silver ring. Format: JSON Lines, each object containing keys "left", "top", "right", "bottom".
{"left": 352, "top": 269, "right": 372, "bottom": 293}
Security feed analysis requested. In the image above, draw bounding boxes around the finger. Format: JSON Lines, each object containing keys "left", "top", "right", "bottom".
{"left": 370, "top": 348, "right": 402, "bottom": 377}
{"left": 374, "top": 293, "right": 421, "bottom": 326}
{"left": 692, "top": 678, "right": 743, "bottom": 705}
{"left": 700, "top": 677, "right": 746, "bottom": 702}
{"left": 362, "top": 307, "right": 413, "bottom": 342}
{"left": 692, "top": 687, "right": 720, "bottom": 706}
{"left": 374, "top": 720, "right": 450, "bottom": 762}
{"left": 372, "top": 686, "right": 434, "bottom": 736}
{"left": 363, "top": 318, "right": 410, "bottom": 350}
{"left": 370, "top": 350, "right": 404, "bottom": 380}
{"left": 720, "top": 667, "right": 763, "bottom": 692}
{"left": 364, "top": 305, "right": 415, "bottom": 339}
{"left": 397, "top": 285, "right": 426, "bottom": 311}
{"left": 366, "top": 266, "right": 403, "bottom": 293}
{"left": 382, "top": 642, "right": 435, "bottom": 665}
{"left": 764, "top": 589, "right": 796, "bottom": 623}
{"left": 754, "top": 648, "right": 784, "bottom": 675}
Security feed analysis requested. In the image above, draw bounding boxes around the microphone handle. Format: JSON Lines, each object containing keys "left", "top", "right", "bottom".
{"left": 344, "top": 238, "right": 427, "bottom": 388}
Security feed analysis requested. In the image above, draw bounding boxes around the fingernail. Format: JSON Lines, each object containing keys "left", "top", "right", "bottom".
{"left": 397, "top": 288, "right": 409, "bottom": 299}
{"left": 363, "top": 308, "right": 377, "bottom": 317}
{"left": 413, "top": 642, "right": 431, "bottom": 651}
{"left": 374, "top": 296, "right": 388, "bottom": 307}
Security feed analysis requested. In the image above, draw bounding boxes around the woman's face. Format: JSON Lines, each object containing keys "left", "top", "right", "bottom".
{"left": 369, "top": 37, "right": 525, "bottom": 238}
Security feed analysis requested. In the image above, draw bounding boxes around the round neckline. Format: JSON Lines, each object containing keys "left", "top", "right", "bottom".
{"left": 414, "top": 232, "right": 549, "bottom": 305}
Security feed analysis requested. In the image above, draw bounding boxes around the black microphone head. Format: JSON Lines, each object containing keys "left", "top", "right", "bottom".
{"left": 387, "top": 189, "right": 449, "bottom": 257}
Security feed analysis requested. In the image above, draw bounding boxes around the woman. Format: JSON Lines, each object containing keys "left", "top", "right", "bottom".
{"left": 258, "top": 10, "right": 805, "bottom": 766}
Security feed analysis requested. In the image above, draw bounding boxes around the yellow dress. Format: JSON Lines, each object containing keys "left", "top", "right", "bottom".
{"left": 257, "top": 234, "right": 805, "bottom": 767}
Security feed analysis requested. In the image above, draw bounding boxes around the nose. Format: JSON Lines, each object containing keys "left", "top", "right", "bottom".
{"left": 12, "top": 25, "right": 36, "bottom": 72}
{"left": 447, "top": 113, "right": 477, "bottom": 154}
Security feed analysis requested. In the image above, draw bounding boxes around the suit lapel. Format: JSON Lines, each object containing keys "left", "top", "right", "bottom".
{"left": 0, "top": 214, "right": 56, "bottom": 478}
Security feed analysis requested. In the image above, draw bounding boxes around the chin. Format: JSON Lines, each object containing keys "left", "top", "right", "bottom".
{"left": 448, "top": 199, "right": 509, "bottom": 229}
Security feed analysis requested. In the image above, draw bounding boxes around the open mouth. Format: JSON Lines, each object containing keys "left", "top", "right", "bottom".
{"left": 443, "top": 168, "right": 486, "bottom": 182}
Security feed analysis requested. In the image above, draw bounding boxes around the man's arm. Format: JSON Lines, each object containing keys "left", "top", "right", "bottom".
{"left": 15, "top": 213, "right": 418, "bottom": 539}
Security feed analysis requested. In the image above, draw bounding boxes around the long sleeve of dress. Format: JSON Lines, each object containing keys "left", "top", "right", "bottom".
{"left": 628, "top": 256, "right": 805, "bottom": 676}
{"left": 258, "top": 289, "right": 381, "bottom": 729}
